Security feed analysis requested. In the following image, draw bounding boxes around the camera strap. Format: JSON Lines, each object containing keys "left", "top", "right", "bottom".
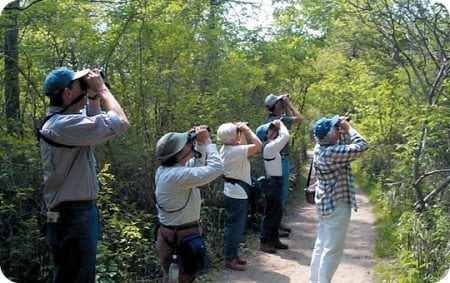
{"left": 306, "top": 159, "right": 314, "bottom": 187}
{"left": 223, "top": 176, "right": 253, "bottom": 198}
{"left": 154, "top": 189, "right": 193, "bottom": 213}
{"left": 262, "top": 141, "right": 276, "bottom": 162}
{"left": 37, "top": 92, "right": 87, "bottom": 148}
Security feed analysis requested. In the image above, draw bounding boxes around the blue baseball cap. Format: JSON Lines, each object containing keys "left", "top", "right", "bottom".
{"left": 313, "top": 115, "right": 340, "bottom": 140}
{"left": 44, "top": 67, "right": 89, "bottom": 96}
{"left": 256, "top": 122, "right": 272, "bottom": 142}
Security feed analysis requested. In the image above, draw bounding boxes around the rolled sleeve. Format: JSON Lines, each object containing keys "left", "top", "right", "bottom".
{"left": 42, "top": 111, "right": 128, "bottom": 147}
{"left": 104, "top": 110, "right": 128, "bottom": 137}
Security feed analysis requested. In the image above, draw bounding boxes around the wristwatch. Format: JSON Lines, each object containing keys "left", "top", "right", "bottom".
{"left": 88, "top": 93, "right": 99, "bottom": 100}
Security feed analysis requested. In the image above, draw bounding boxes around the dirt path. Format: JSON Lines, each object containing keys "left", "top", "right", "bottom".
{"left": 207, "top": 187, "right": 377, "bottom": 283}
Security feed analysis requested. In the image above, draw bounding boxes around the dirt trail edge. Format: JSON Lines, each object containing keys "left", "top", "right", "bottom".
{"left": 208, "top": 187, "right": 377, "bottom": 283}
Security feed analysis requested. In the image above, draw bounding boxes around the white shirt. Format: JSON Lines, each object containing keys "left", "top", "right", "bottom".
{"left": 262, "top": 123, "right": 289, "bottom": 177}
{"left": 220, "top": 145, "right": 251, "bottom": 199}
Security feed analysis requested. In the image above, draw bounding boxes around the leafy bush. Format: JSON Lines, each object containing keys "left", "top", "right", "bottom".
{"left": 0, "top": 136, "right": 51, "bottom": 282}
{"left": 95, "top": 164, "right": 160, "bottom": 282}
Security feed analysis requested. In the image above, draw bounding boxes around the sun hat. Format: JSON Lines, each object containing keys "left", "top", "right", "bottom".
{"left": 155, "top": 132, "right": 189, "bottom": 162}
{"left": 264, "top": 94, "right": 282, "bottom": 109}
{"left": 313, "top": 115, "right": 340, "bottom": 140}
{"left": 44, "top": 67, "right": 89, "bottom": 96}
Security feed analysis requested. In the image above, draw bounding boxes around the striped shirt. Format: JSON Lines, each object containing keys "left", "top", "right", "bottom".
{"left": 313, "top": 128, "right": 368, "bottom": 217}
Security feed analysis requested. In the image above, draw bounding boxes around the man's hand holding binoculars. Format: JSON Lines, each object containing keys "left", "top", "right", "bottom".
{"left": 81, "top": 69, "right": 108, "bottom": 101}
{"left": 192, "top": 125, "right": 211, "bottom": 145}
{"left": 337, "top": 116, "right": 351, "bottom": 133}
{"left": 235, "top": 122, "right": 250, "bottom": 133}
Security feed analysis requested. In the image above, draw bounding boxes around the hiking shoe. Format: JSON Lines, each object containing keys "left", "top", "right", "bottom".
{"left": 236, "top": 256, "right": 247, "bottom": 265}
{"left": 280, "top": 223, "right": 291, "bottom": 233}
{"left": 225, "top": 259, "right": 246, "bottom": 271}
{"left": 260, "top": 243, "right": 277, "bottom": 254}
{"left": 279, "top": 230, "right": 290, "bottom": 238}
{"left": 273, "top": 240, "right": 289, "bottom": 250}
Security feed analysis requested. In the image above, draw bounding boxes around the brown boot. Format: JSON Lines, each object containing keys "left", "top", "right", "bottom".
{"left": 236, "top": 256, "right": 247, "bottom": 265}
{"left": 225, "top": 259, "right": 246, "bottom": 271}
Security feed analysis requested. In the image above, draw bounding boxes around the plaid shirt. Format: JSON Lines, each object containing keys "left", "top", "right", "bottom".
{"left": 313, "top": 128, "right": 368, "bottom": 217}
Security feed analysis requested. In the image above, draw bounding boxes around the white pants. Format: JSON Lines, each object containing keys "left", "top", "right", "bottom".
{"left": 309, "top": 203, "right": 351, "bottom": 283}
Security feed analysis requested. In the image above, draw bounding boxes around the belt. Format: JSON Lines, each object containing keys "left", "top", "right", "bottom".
{"left": 268, "top": 176, "right": 283, "bottom": 180}
{"left": 160, "top": 221, "right": 200, "bottom": 231}
{"left": 51, "top": 200, "right": 96, "bottom": 211}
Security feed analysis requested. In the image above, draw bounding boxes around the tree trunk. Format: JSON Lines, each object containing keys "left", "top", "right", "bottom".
{"left": 4, "top": 0, "right": 21, "bottom": 135}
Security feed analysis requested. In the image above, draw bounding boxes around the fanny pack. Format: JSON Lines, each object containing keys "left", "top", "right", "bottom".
{"left": 178, "top": 234, "right": 210, "bottom": 276}
{"left": 161, "top": 225, "right": 210, "bottom": 276}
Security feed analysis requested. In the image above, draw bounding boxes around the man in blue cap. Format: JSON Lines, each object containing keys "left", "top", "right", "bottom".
{"left": 264, "top": 94, "right": 302, "bottom": 236}
{"left": 309, "top": 115, "right": 368, "bottom": 283}
{"left": 39, "top": 67, "right": 130, "bottom": 282}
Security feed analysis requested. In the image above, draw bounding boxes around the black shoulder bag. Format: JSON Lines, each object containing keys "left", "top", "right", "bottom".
{"left": 304, "top": 159, "right": 316, "bottom": 204}
{"left": 154, "top": 189, "right": 210, "bottom": 276}
{"left": 223, "top": 176, "right": 253, "bottom": 197}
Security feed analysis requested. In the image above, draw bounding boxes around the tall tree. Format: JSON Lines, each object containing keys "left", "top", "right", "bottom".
{"left": 347, "top": 0, "right": 450, "bottom": 206}
{"left": 3, "top": 0, "right": 20, "bottom": 135}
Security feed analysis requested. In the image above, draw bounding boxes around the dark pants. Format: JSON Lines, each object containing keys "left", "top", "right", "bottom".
{"left": 260, "top": 177, "right": 283, "bottom": 244}
{"left": 46, "top": 202, "right": 99, "bottom": 283}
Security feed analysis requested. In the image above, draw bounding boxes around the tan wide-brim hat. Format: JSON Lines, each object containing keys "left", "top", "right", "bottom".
{"left": 155, "top": 132, "right": 189, "bottom": 162}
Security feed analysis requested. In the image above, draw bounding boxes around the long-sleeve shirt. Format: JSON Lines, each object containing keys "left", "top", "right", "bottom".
{"left": 266, "top": 114, "right": 294, "bottom": 155}
{"left": 155, "top": 144, "right": 223, "bottom": 226}
{"left": 40, "top": 105, "right": 129, "bottom": 209}
{"left": 262, "top": 123, "right": 290, "bottom": 177}
{"left": 314, "top": 128, "right": 368, "bottom": 217}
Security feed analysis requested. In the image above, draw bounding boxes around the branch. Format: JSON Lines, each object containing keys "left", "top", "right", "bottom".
{"left": 413, "top": 169, "right": 450, "bottom": 187}
{"left": 4, "top": 0, "right": 44, "bottom": 11}
{"left": 414, "top": 175, "right": 450, "bottom": 210}
{"left": 413, "top": 169, "right": 450, "bottom": 211}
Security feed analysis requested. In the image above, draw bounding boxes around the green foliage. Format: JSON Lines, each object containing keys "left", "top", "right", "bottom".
{"left": 0, "top": 0, "right": 448, "bottom": 281}
{"left": 96, "top": 164, "right": 160, "bottom": 282}
{"left": 376, "top": 207, "right": 450, "bottom": 282}
{"left": 0, "top": 135, "right": 51, "bottom": 282}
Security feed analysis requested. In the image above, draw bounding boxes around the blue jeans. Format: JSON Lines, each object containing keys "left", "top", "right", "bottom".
{"left": 224, "top": 196, "right": 248, "bottom": 261}
{"left": 281, "top": 155, "right": 290, "bottom": 208}
{"left": 260, "top": 177, "right": 283, "bottom": 244}
{"left": 46, "top": 203, "right": 99, "bottom": 283}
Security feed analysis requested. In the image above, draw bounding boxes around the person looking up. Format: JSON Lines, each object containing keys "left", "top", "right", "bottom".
{"left": 217, "top": 122, "right": 262, "bottom": 271}
{"left": 39, "top": 67, "right": 130, "bottom": 283}
{"left": 264, "top": 94, "right": 302, "bottom": 235}
{"left": 256, "top": 119, "right": 290, "bottom": 253}
{"left": 309, "top": 115, "right": 368, "bottom": 283}
{"left": 154, "top": 126, "right": 223, "bottom": 282}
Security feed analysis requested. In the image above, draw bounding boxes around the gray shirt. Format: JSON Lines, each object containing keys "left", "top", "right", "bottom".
{"left": 40, "top": 105, "right": 128, "bottom": 209}
{"left": 155, "top": 144, "right": 223, "bottom": 226}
